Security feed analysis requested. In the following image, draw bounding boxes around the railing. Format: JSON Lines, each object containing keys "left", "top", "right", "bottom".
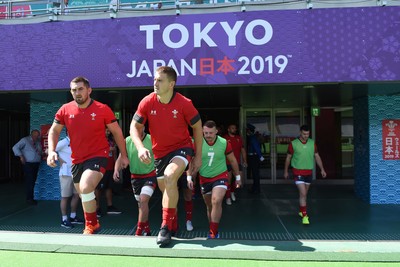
{"left": 0, "top": 0, "right": 243, "bottom": 19}
{"left": 0, "top": 0, "right": 396, "bottom": 20}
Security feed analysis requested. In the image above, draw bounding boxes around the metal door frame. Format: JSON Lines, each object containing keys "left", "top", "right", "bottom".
{"left": 272, "top": 108, "right": 304, "bottom": 184}
{"left": 241, "top": 107, "right": 304, "bottom": 184}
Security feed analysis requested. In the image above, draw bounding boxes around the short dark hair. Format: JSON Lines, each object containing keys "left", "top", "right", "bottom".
{"left": 203, "top": 120, "right": 217, "bottom": 128}
{"left": 300, "top": 125, "right": 310, "bottom": 132}
{"left": 31, "top": 129, "right": 40, "bottom": 135}
{"left": 156, "top": 66, "right": 177, "bottom": 83}
{"left": 246, "top": 123, "right": 255, "bottom": 133}
{"left": 71, "top": 76, "right": 90, "bottom": 88}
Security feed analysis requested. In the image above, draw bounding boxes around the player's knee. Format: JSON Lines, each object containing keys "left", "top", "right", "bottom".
{"left": 164, "top": 176, "right": 177, "bottom": 187}
{"left": 135, "top": 194, "right": 140, "bottom": 202}
{"left": 81, "top": 191, "right": 95, "bottom": 202}
{"left": 141, "top": 186, "right": 154, "bottom": 197}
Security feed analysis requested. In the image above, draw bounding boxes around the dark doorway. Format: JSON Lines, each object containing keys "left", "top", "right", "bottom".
{"left": 1, "top": 111, "right": 29, "bottom": 183}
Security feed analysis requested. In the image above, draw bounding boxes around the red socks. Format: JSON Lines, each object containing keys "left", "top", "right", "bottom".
{"left": 230, "top": 181, "right": 236, "bottom": 193}
{"left": 184, "top": 201, "right": 193, "bottom": 221}
{"left": 143, "top": 221, "right": 150, "bottom": 235}
{"left": 172, "top": 209, "right": 178, "bottom": 232}
{"left": 162, "top": 208, "right": 176, "bottom": 231}
{"left": 209, "top": 221, "right": 219, "bottom": 234}
{"left": 299, "top": 206, "right": 307, "bottom": 217}
{"left": 136, "top": 221, "right": 151, "bottom": 236}
{"left": 136, "top": 221, "right": 145, "bottom": 235}
{"left": 84, "top": 212, "right": 98, "bottom": 226}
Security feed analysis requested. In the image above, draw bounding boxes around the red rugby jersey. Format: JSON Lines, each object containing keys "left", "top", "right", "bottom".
{"left": 223, "top": 134, "right": 244, "bottom": 163}
{"left": 134, "top": 92, "right": 200, "bottom": 159}
{"left": 54, "top": 100, "right": 117, "bottom": 164}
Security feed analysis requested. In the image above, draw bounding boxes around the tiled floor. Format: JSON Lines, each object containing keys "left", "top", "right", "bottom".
{"left": 2, "top": 182, "right": 400, "bottom": 262}
{"left": 1, "top": 182, "right": 400, "bottom": 241}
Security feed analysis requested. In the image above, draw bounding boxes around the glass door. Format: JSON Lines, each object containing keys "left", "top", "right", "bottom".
{"left": 245, "top": 110, "right": 272, "bottom": 184}
{"left": 273, "top": 109, "right": 302, "bottom": 183}
{"left": 244, "top": 108, "right": 302, "bottom": 184}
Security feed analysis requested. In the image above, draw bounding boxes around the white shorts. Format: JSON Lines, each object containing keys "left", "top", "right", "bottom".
{"left": 59, "top": 175, "right": 77, "bottom": 197}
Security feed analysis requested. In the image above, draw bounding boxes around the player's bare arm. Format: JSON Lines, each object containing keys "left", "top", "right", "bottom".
{"left": 241, "top": 147, "right": 248, "bottom": 167}
{"left": 47, "top": 122, "right": 63, "bottom": 167}
{"left": 113, "top": 153, "right": 126, "bottom": 182}
{"left": 107, "top": 121, "right": 129, "bottom": 169}
{"left": 283, "top": 153, "right": 292, "bottom": 179}
{"left": 227, "top": 152, "right": 242, "bottom": 188}
{"left": 130, "top": 120, "right": 151, "bottom": 164}
{"left": 315, "top": 153, "right": 327, "bottom": 178}
{"left": 185, "top": 170, "right": 195, "bottom": 190}
{"left": 190, "top": 120, "right": 203, "bottom": 174}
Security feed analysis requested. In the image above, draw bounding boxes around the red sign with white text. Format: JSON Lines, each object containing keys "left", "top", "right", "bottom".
{"left": 0, "top": 6, "right": 6, "bottom": 19}
{"left": 12, "top": 5, "right": 32, "bottom": 18}
{"left": 40, "top": 124, "right": 51, "bottom": 160}
{"left": 382, "top": 119, "right": 400, "bottom": 160}
{"left": 0, "top": 5, "right": 31, "bottom": 19}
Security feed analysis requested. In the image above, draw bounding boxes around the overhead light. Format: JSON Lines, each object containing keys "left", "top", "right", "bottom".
{"left": 303, "top": 85, "right": 315, "bottom": 89}
{"left": 334, "top": 107, "right": 353, "bottom": 112}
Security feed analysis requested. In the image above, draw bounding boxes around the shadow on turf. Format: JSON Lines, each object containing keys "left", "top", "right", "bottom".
{"left": 165, "top": 238, "right": 316, "bottom": 252}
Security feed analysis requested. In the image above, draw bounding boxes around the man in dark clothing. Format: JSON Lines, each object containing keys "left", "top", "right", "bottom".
{"left": 246, "top": 124, "right": 264, "bottom": 194}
